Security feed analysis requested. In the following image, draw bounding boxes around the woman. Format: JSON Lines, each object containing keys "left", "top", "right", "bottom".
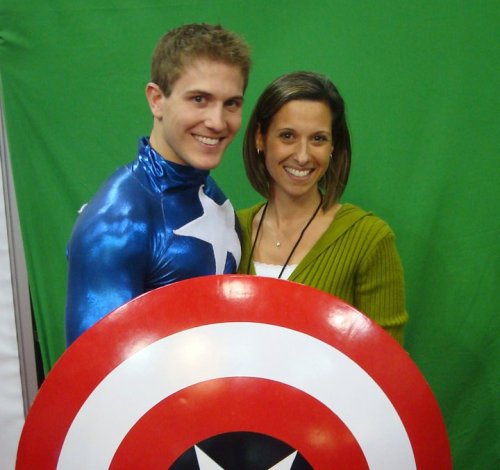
{"left": 238, "top": 71, "right": 408, "bottom": 344}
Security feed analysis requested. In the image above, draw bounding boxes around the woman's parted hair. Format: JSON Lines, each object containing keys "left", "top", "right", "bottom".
{"left": 151, "top": 23, "right": 251, "bottom": 96}
{"left": 243, "top": 71, "right": 351, "bottom": 208}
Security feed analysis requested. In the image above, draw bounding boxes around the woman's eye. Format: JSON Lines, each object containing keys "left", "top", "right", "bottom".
{"left": 313, "top": 135, "right": 328, "bottom": 142}
{"left": 279, "top": 131, "right": 293, "bottom": 140}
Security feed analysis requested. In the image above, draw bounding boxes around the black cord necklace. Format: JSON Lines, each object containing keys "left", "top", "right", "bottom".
{"left": 246, "top": 195, "right": 323, "bottom": 279}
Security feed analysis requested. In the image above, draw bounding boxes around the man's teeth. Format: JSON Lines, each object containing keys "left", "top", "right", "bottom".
{"left": 195, "top": 135, "right": 220, "bottom": 145}
{"left": 285, "top": 167, "right": 311, "bottom": 177}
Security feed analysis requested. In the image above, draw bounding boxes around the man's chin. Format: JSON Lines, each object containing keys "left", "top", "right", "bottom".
{"left": 191, "top": 154, "right": 224, "bottom": 171}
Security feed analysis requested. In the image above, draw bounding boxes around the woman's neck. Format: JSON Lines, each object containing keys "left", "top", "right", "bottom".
{"left": 266, "top": 191, "right": 323, "bottom": 228}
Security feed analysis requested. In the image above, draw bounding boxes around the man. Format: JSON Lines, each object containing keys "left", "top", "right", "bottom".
{"left": 65, "top": 23, "right": 251, "bottom": 344}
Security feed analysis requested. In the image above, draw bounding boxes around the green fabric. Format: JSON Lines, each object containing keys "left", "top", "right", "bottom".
{"left": 238, "top": 203, "right": 408, "bottom": 344}
{"left": 0, "top": 2, "right": 498, "bottom": 468}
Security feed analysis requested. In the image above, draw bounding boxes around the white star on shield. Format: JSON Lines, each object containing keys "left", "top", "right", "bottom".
{"left": 173, "top": 185, "right": 241, "bottom": 274}
{"left": 194, "top": 445, "right": 298, "bottom": 469}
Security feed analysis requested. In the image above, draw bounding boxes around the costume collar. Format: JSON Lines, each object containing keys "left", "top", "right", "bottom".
{"left": 136, "top": 136, "right": 209, "bottom": 193}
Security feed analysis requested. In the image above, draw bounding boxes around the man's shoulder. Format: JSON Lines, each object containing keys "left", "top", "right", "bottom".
{"left": 204, "top": 176, "right": 230, "bottom": 205}
{"left": 70, "top": 164, "right": 155, "bottom": 240}
{"left": 90, "top": 162, "right": 153, "bottom": 209}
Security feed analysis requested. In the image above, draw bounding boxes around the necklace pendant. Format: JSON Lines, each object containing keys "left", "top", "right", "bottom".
{"left": 276, "top": 241, "right": 281, "bottom": 247}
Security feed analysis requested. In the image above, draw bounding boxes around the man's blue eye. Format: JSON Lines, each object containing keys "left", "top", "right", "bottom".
{"left": 226, "top": 99, "right": 241, "bottom": 108}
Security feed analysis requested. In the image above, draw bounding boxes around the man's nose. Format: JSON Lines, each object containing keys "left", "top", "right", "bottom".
{"left": 204, "top": 105, "right": 226, "bottom": 132}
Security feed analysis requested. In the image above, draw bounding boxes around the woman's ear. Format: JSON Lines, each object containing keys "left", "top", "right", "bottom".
{"left": 255, "top": 126, "right": 264, "bottom": 152}
{"left": 145, "top": 82, "right": 164, "bottom": 119}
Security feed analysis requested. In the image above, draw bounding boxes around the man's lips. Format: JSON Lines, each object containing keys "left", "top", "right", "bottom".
{"left": 193, "top": 134, "right": 223, "bottom": 146}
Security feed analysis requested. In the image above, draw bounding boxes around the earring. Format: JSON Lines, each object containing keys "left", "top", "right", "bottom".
{"left": 257, "top": 149, "right": 264, "bottom": 157}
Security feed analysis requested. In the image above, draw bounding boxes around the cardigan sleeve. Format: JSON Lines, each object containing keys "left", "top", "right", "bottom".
{"left": 354, "top": 231, "right": 409, "bottom": 345}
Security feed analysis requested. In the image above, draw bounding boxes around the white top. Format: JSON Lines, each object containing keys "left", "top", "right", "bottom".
{"left": 254, "top": 261, "right": 298, "bottom": 280}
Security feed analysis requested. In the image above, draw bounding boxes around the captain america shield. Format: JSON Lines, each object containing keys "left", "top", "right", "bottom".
{"left": 16, "top": 275, "right": 452, "bottom": 469}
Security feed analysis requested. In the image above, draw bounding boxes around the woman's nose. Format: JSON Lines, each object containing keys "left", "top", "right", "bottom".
{"left": 294, "top": 140, "right": 310, "bottom": 164}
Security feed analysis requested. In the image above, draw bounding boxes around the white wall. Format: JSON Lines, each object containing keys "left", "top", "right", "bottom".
{"left": 0, "top": 156, "right": 25, "bottom": 469}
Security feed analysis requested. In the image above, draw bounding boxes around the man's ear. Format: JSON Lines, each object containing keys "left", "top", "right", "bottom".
{"left": 145, "top": 82, "right": 164, "bottom": 119}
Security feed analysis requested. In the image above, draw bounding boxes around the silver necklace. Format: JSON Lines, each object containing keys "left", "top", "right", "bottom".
{"left": 246, "top": 195, "right": 323, "bottom": 279}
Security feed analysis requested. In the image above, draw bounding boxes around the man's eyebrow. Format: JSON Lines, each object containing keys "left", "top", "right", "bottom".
{"left": 184, "top": 90, "right": 244, "bottom": 100}
{"left": 184, "top": 89, "right": 211, "bottom": 96}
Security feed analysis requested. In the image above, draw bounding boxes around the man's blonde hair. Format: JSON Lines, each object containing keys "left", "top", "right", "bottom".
{"left": 151, "top": 23, "right": 251, "bottom": 96}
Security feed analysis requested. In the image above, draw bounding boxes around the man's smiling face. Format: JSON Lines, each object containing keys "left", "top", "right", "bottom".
{"left": 147, "top": 58, "right": 245, "bottom": 170}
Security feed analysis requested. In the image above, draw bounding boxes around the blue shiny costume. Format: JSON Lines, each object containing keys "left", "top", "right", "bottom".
{"left": 65, "top": 137, "right": 241, "bottom": 344}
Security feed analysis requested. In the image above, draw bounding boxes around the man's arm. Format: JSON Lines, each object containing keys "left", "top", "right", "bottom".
{"left": 65, "top": 207, "right": 148, "bottom": 345}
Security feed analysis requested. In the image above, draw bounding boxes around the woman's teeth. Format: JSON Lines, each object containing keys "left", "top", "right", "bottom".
{"left": 285, "top": 167, "right": 311, "bottom": 177}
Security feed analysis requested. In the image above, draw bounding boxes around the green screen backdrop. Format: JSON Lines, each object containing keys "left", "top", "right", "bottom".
{"left": 1, "top": 1, "right": 498, "bottom": 468}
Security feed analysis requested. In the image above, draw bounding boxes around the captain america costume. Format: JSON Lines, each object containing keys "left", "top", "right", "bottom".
{"left": 65, "top": 137, "right": 241, "bottom": 345}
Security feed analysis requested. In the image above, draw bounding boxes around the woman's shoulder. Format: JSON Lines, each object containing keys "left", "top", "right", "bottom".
{"left": 237, "top": 202, "right": 265, "bottom": 224}
{"left": 337, "top": 203, "right": 394, "bottom": 237}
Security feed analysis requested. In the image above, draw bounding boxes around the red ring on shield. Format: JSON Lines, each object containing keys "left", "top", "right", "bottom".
{"left": 111, "top": 377, "right": 367, "bottom": 468}
{"left": 16, "top": 275, "right": 452, "bottom": 469}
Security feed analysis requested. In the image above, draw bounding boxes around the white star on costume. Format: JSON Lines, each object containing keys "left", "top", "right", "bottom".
{"left": 173, "top": 186, "right": 241, "bottom": 274}
{"left": 194, "top": 445, "right": 298, "bottom": 469}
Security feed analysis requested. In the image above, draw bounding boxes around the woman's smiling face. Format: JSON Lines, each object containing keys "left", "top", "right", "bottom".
{"left": 257, "top": 99, "right": 333, "bottom": 200}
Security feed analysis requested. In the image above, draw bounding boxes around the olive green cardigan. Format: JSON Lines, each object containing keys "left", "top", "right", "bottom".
{"left": 237, "top": 203, "right": 408, "bottom": 345}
